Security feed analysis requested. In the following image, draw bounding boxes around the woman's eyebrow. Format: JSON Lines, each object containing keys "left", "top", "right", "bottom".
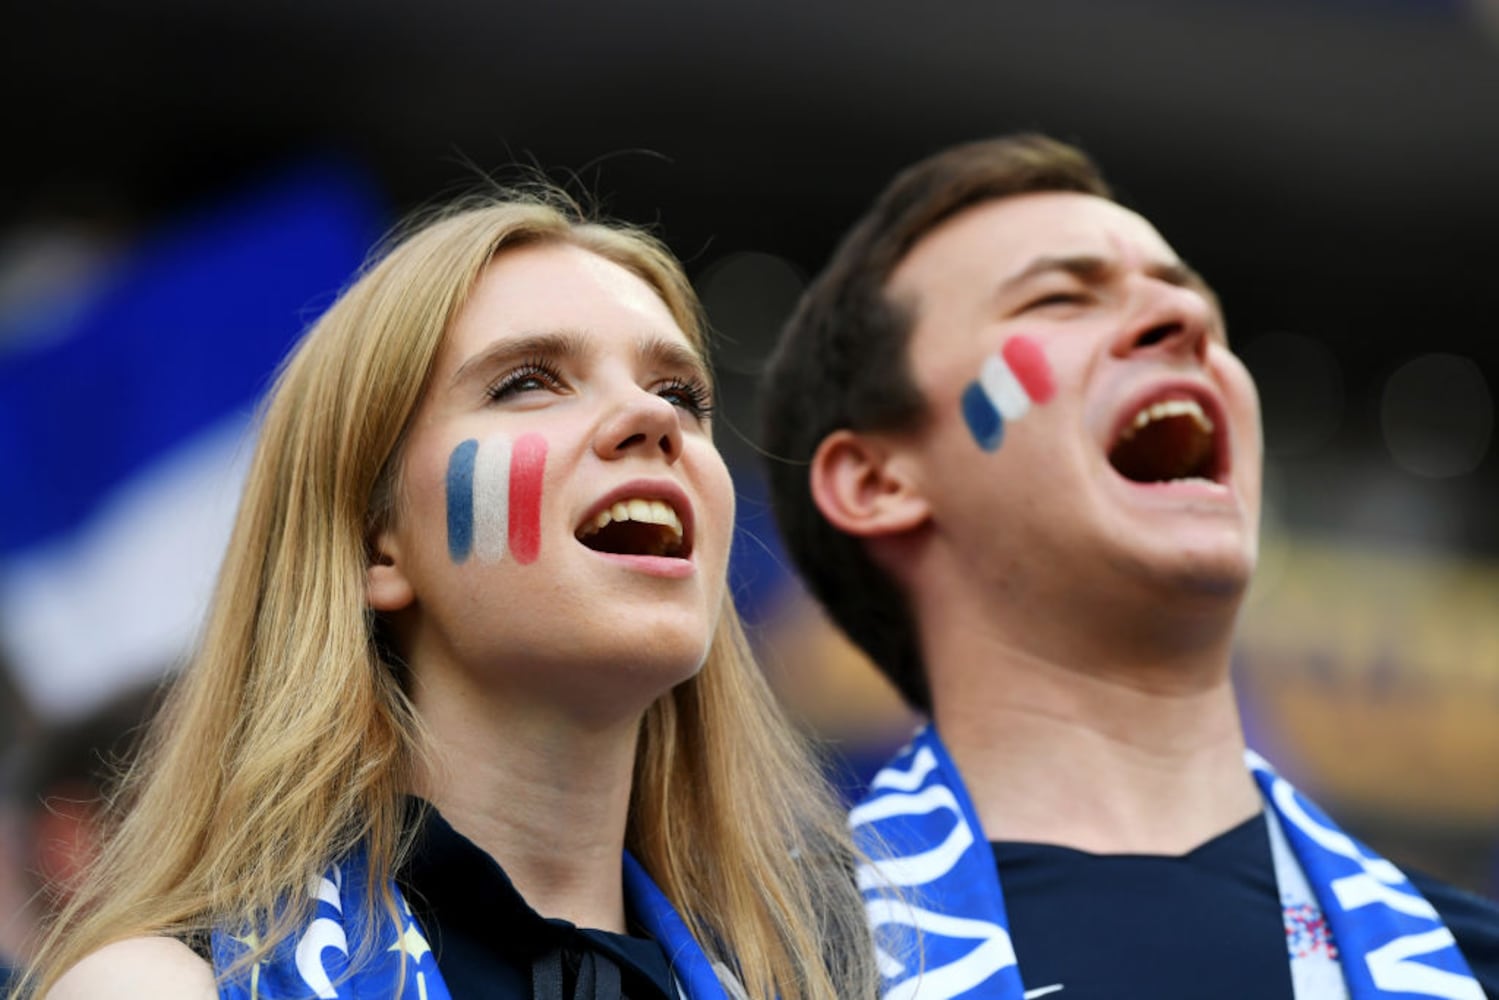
{"left": 448, "top": 330, "right": 708, "bottom": 386}
{"left": 638, "top": 335, "right": 711, "bottom": 383}
{"left": 449, "top": 331, "right": 589, "bottom": 387}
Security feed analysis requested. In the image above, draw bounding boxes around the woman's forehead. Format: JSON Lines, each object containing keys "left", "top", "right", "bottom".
{"left": 442, "top": 243, "right": 698, "bottom": 368}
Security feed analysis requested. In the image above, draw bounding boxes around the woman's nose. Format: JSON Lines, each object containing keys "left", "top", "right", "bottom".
{"left": 593, "top": 387, "right": 683, "bottom": 463}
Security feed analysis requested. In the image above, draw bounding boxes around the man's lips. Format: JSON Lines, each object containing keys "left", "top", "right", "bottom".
{"left": 574, "top": 480, "right": 694, "bottom": 559}
{"left": 1106, "top": 382, "right": 1230, "bottom": 487}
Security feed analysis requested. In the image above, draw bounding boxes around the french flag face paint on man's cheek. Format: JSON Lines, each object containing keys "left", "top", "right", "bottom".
{"left": 445, "top": 433, "right": 548, "bottom": 565}
{"left": 961, "top": 334, "right": 1056, "bottom": 452}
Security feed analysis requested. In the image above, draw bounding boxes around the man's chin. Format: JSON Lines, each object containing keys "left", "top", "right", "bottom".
{"left": 1108, "top": 539, "right": 1257, "bottom": 607}
{"left": 1162, "top": 550, "right": 1257, "bottom": 603}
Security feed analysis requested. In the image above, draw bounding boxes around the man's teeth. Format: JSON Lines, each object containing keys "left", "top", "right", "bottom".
{"left": 1119, "top": 398, "right": 1214, "bottom": 441}
{"left": 584, "top": 499, "right": 684, "bottom": 541}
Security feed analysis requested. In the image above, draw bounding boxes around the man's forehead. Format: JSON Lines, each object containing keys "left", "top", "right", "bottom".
{"left": 888, "top": 191, "right": 1180, "bottom": 297}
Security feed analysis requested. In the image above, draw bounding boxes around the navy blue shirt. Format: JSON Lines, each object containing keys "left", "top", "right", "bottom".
{"left": 399, "top": 805, "right": 678, "bottom": 999}
{"left": 993, "top": 814, "right": 1499, "bottom": 998}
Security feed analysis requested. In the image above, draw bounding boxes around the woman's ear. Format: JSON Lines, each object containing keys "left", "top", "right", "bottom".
{"left": 366, "top": 526, "right": 415, "bottom": 613}
{"left": 808, "top": 429, "right": 930, "bottom": 539}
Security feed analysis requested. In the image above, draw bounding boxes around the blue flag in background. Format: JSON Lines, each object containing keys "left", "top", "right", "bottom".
{"left": 0, "top": 163, "right": 383, "bottom": 719}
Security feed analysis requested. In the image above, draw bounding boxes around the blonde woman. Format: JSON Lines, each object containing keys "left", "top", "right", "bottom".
{"left": 21, "top": 194, "right": 877, "bottom": 1000}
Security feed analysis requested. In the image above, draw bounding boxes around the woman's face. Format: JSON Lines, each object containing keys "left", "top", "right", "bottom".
{"left": 368, "top": 241, "right": 735, "bottom": 721}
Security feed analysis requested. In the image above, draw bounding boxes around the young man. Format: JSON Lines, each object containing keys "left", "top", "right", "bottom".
{"left": 760, "top": 134, "right": 1499, "bottom": 999}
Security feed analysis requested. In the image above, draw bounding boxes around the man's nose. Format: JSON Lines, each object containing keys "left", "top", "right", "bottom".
{"left": 1111, "top": 280, "right": 1216, "bottom": 363}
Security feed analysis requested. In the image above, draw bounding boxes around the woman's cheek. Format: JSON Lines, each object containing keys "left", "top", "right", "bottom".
{"left": 444, "top": 433, "right": 549, "bottom": 565}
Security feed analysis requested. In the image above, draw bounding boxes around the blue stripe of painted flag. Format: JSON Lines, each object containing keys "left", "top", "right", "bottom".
{"left": 0, "top": 161, "right": 383, "bottom": 554}
{"left": 961, "top": 380, "right": 1004, "bottom": 452}
{"left": 446, "top": 439, "right": 479, "bottom": 563}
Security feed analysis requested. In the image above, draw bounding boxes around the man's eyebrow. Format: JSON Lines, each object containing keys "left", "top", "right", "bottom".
{"left": 998, "top": 254, "right": 1208, "bottom": 294}
{"left": 449, "top": 331, "right": 588, "bottom": 387}
{"left": 1148, "top": 259, "right": 1207, "bottom": 290}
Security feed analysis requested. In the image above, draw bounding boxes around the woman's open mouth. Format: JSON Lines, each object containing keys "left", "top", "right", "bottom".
{"left": 575, "top": 498, "right": 690, "bottom": 558}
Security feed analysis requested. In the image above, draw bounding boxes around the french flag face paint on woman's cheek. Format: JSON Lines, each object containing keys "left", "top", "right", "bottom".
{"left": 445, "top": 433, "right": 548, "bottom": 565}
{"left": 961, "top": 334, "right": 1056, "bottom": 452}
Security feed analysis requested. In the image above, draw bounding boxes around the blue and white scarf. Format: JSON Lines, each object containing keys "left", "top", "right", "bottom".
{"left": 211, "top": 847, "right": 731, "bottom": 999}
{"left": 851, "top": 726, "right": 1482, "bottom": 1000}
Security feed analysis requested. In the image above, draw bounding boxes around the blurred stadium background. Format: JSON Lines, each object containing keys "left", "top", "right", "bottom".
{"left": 3, "top": 0, "right": 1498, "bottom": 948}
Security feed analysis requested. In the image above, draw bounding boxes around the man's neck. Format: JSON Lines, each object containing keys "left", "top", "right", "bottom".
{"left": 413, "top": 665, "right": 641, "bottom": 934}
{"left": 927, "top": 630, "right": 1261, "bottom": 856}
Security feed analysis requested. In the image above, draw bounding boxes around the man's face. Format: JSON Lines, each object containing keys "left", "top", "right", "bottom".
{"left": 887, "top": 192, "right": 1262, "bottom": 608}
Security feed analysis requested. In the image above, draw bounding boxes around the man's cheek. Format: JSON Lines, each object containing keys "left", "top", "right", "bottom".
{"left": 961, "top": 335, "right": 1055, "bottom": 452}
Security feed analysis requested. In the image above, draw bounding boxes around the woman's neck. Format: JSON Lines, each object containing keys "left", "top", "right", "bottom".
{"left": 413, "top": 665, "right": 643, "bottom": 933}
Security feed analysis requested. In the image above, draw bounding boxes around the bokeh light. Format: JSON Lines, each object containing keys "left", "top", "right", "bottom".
{"left": 1239, "top": 331, "right": 1345, "bottom": 457}
{"left": 1380, "top": 353, "right": 1493, "bottom": 479}
{"left": 697, "top": 251, "right": 805, "bottom": 375}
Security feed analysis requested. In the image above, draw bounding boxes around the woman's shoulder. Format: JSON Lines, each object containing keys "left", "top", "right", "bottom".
{"left": 46, "top": 935, "right": 217, "bottom": 1000}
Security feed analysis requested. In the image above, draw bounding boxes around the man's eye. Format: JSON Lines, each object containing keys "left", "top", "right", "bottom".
{"left": 1026, "top": 292, "right": 1088, "bottom": 310}
{"left": 486, "top": 361, "right": 565, "bottom": 401}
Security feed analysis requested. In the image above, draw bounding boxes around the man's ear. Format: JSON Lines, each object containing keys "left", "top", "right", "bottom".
{"left": 809, "top": 429, "right": 930, "bottom": 539}
{"left": 366, "top": 526, "right": 415, "bottom": 613}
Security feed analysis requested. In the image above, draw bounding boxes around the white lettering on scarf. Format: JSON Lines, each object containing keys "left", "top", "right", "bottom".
{"left": 852, "top": 730, "right": 1483, "bottom": 1000}
{"left": 850, "top": 741, "right": 1020, "bottom": 999}
{"left": 295, "top": 865, "right": 348, "bottom": 999}
{"left": 1259, "top": 764, "right": 1484, "bottom": 1000}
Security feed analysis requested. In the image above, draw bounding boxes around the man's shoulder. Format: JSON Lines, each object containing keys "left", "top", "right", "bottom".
{"left": 1408, "top": 869, "right": 1499, "bottom": 997}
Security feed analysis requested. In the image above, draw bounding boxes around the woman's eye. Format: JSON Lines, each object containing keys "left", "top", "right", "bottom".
{"left": 656, "top": 377, "right": 714, "bottom": 421}
{"left": 486, "top": 361, "right": 564, "bottom": 402}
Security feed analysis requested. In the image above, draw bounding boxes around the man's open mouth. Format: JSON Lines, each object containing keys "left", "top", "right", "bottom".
{"left": 1107, "top": 394, "right": 1224, "bottom": 485}
{"left": 575, "top": 498, "right": 689, "bottom": 558}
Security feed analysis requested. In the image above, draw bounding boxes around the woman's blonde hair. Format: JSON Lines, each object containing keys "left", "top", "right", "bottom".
{"left": 20, "top": 192, "right": 878, "bottom": 999}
